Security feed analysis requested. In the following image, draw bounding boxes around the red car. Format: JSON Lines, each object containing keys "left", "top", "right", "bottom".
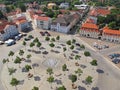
{"left": 40, "top": 31, "right": 45, "bottom": 36}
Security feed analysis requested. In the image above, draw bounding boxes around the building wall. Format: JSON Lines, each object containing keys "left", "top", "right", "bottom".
{"left": 0, "top": 25, "right": 19, "bottom": 41}
{"left": 102, "top": 34, "right": 120, "bottom": 43}
{"left": 80, "top": 29, "right": 99, "bottom": 39}
{"left": 51, "top": 23, "right": 70, "bottom": 33}
{"left": 19, "top": 22, "right": 29, "bottom": 32}
{"left": 34, "top": 19, "right": 51, "bottom": 30}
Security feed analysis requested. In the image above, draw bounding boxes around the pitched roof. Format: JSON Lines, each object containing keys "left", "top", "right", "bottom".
{"left": 33, "top": 15, "right": 49, "bottom": 21}
{"left": 81, "top": 23, "right": 98, "bottom": 30}
{"left": 89, "top": 8, "right": 110, "bottom": 16}
{"left": 0, "top": 20, "right": 16, "bottom": 32}
{"left": 96, "top": 8, "right": 110, "bottom": 16}
{"left": 86, "top": 18, "right": 95, "bottom": 24}
{"left": 103, "top": 26, "right": 120, "bottom": 35}
{"left": 16, "top": 19, "right": 27, "bottom": 24}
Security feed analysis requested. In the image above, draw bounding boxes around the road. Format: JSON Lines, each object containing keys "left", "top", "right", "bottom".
{"left": 85, "top": 45, "right": 120, "bottom": 90}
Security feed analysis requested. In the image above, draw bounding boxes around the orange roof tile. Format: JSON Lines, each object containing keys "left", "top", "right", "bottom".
{"left": 86, "top": 18, "right": 95, "bottom": 24}
{"left": 103, "top": 26, "right": 120, "bottom": 35}
{"left": 81, "top": 23, "right": 99, "bottom": 30}
{"left": 33, "top": 15, "right": 49, "bottom": 21}
{"left": 16, "top": 19, "right": 27, "bottom": 24}
{"left": 97, "top": 8, "right": 110, "bottom": 16}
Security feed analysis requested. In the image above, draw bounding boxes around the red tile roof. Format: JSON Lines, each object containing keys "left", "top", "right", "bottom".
{"left": 97, "top": 8, "right": 110, "bottom": 16}
{"left": 103, "top": 26, "right": 120, "bottom": 35}
{"left": 81, "top": 23, "right": 99, "bottom": 30}
{"left": 89, "top": 8, "right": 110, "bottom": 16}
{"left": 86, "top": 18, "right": 95, "bottom": 24}
{"left": 33, "top": 15, "right": 49, "bottom": 21}
{"left": 16, "top": 19, "right": 27, "bottom": 24}
{"left": 0, "top": 20, "right": 16, "bottom": 32}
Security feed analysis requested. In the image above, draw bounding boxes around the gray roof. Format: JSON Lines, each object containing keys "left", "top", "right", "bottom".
{"left": 52, "top": 14, "right": 74, "bottom": 26}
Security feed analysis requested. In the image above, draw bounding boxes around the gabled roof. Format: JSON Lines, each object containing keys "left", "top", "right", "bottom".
{"left": 96, "top": 8, "right": 110, "bottom": 16}
{"left": 16, "top": 19, "right": 27, "bottom": 24}
{"left": 103, "top": 26, "right": 120, "bottom": 35}
{"left": 33, "top": 15, "right": 49, "bottom": 21}
{"left": 86, "top": 18, "right": 95, "bottom": 24}
{"left": 0, "top": 20, "right": 16, "bottom": 32}
{"left": 81, "top": 23, "right": 99, "bottom": 30}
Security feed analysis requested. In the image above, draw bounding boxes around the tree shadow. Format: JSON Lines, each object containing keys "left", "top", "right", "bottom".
{"left": 22, "top": 67, "right": 27, "bottom": 72}
{"left": 80, "top": 64, "right": 86, "bottom": 69}
{"left": 34, "top": 76, "right": 41, "bottom": 81}
{"left": 42, "top": 51, "right": 48, "bottom": 55}
{"left": 78, "top": 86, "right": 86, "bottom": 90}
{"left": 56, "top": 46, "right": 61, "bottom": 49}
{"left": 39, "top": 47, "right": 45, "bottom": 50}
{"left": 54, "top": 79, "right": 62, "bottom": 85}
{"left": 72, "top": 50, "right": 79, "bottom": 54}
{"left": 91, "top": 87, "right": 99, "bottom": 90}
{"left": 19, "top": 80, "right": 24, "bottom": 85}
{"left": 32, "top": 63, "right": 39, "bottom": 68}
{"left": 25, "top": 60, "right": 31, "bottom": 63}
{"left": 96, "top": 69, "right": 104, "bottom": 74}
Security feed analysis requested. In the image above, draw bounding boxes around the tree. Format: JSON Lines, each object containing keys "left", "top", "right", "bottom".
{"left": 19, "top": 50, "right": 24, "bottom": 57}
{"left": 2, "top": 58, "right": 9, "bottom": 68}
{"left": 90, "top": 60, "right": 98, "bottom": 66}
{"left": 69, "top": 74, "right": 77, "bottom": 84}
{"left": 8, "top": 67, "right": 16, "bottom": 76}
{"left": 36, "top": 42, "right": 41, "bottom": 48}
{"left": 56, "top": 35, "right": 60, "bottom": 41}
{"left": 49, "top": 43, "right": 55, "bottom": 48}
{"left": 66, "top": 40, "right": 71, "bottom": 45}
{"left": 32, "top": 86, "right": 39, "bottom": 90}
{"left": 70, "top": 45, "right": 74, "bottom": 50}
{"left": 51, "top": 38, "right": 55, "bottom": 42}
{"left": 53, "top": 6, "right": 59, "bottom": 10}
{"left": 14, "top": 56, "right": 21, "bottom": 68}
{"left": 62, "top": 64, "right": 67, "bottom": 71}
{"left": 23, "top": 41, "right": 26, "bottom": 50}
{"left": 33, "top": 38, "right": 39, "bottom": 43}
{"left": 42, "top": 7, "right": 48, "bottom": 12}
{"left": 0, "top": 10, "right": 4, "bottom": 19}
{"left": 108, "top": 21, "right": 117, "bottom": 29}
{"left": 72, "top": 39, "right": 76, "bottom": 44}
{"left": 85, "top": 76, "right": 93, "bottom": 84}
{"left": 45, "top": 36, "right": 50, "bottom": 41}
{"left": 84, "top": 51, "right": 91, "bottom": 56}
{"left": 46, "top": 9, "right": 54, "bottom": 18}
{"left": 25, "top": 65, "right": 32, "bottom": 72}
{"left": 80, "top": 44, "right": 85, "bottom": 49}
{"left": 26, "top": 54, "right": 32, "bottom": 60}
{"left": 30, "top": 42, "right": 35, "bottom": 50}
{"left": 46, "top": 68, "right": 53, "bottom": 76}
{"left": 8, "top": 51, "right": 14, "bottom": 60}
{"left": 57, "top": 86, "right": 66, "bottom": 90}
{"left": 18, "top": 3, "right": 26, "bottom": 12}
{"left": 75, "top": 68, "right": 83, "bottom": 76}
{"left": 63, "top": 47, "right": 67, "bottom": 52}
{"left": 10, "top": 78, "right": 19, "bottom": 90}
{"left": 75, "top": 55, "right": 81, "bottom": 60}
{"left": 47, "top": 76, "right": 54, "bottom": 89}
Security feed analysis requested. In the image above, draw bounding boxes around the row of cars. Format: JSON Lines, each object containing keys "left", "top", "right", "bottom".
{"left": 40, "top": 31, "right": 51, "bottom": 36}
{"left": 93, "top": 42, "right": 109, "bottom": 50}
{"left": 0, "top": 33, "right": 27, "bottom": 46}
{"left": 108, "top": 53, "right": 120, "bottom": 64}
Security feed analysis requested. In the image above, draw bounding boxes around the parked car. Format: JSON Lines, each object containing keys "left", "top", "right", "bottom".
{"left": 112, "top": 58, "right": 120, "bottom": 64}
{"left": 40, "top": 31, "right": 45, "bottom": 36}
{"left": 103, "top": 45, "right": 109, "bottom": 49}
{"left": 5, "top": 39, "right": 16, "bottom": 46}
{"left": 15, "top": 36, "right": 20, "bottom": 41}
{"left": 108, "top": 54, "right": 114, "bottom": 59}
{"left": 0, "top": 41, "right": 4, "bottom": 45}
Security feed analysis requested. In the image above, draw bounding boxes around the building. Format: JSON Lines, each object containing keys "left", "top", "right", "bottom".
{"left": 47, "top": 3, "right": 56, "bottom": 9}
{"left": 33, "top": 15, "right": 52, "bottom": 30}
{"left": 51, "top": 13, "right": 80, "bottom": 33}
{"left": 80, "top": 23, "right": 99, "bottom": 39}
{"left": 59, "top": 3, "right": 69, "bottom": 9}
{"left": 16, "top": 19, "right": 30, "bottom": 32}
{"left": 102, "top": 26, "right": 120, "bottom": 43}
{"left": 74, "top": 4, "right": 89, "bottom": 10}
{"left": 0, "top": 21, "right": 19, "bottom": 41}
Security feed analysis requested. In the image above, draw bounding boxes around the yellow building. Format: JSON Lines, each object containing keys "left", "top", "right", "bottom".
{"left": 47, "top": 3, "right": 56, "bottom": 9}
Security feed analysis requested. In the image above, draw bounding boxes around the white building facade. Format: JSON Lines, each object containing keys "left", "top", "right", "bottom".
{"left": 0, "top": 25, "right": 19, "bottom": 41}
